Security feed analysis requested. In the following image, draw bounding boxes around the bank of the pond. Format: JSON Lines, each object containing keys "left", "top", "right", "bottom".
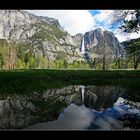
{"left": 0, "top": 69, "right": 140, "bottom": 94}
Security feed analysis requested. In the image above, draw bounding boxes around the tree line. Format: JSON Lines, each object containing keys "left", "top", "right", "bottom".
{"left": 0, "top": 37, "right": 140, "bottom": 70}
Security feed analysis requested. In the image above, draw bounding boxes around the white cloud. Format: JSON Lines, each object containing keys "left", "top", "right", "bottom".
{"left": 114, "top": 30, "right": 140, "bottom": 42}
{"left": 94, "top": 10, "right": 113, "bottom": 23}
{"left": 93, "top": 10, "right": 113, "bottom": 30}
{"left": 26, "top": 10, "right": 95, "bottom": 36}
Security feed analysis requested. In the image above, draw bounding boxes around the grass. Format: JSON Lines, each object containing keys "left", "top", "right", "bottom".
{"left": 0, "top": 69, "right": 140, "bottom": 95}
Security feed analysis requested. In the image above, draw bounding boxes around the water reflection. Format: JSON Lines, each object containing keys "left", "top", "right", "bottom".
{"left": 0, "top": 85, "right": 139, "bottom": 130}
{"left": 27, "top": 103, "right": 93, "bottom": 129}
{"left": 27, "top": 97, "right": 140, "bottom": 130}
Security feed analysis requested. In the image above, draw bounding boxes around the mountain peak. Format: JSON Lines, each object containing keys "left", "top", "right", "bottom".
{"left": 96, "top": 28, "right": 103, "bottom": 31}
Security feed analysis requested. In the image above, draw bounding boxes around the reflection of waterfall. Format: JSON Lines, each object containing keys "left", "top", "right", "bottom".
{"left": 81, "top": 86, "right": 85, "bottom": 103}
{"left": 81, "top": 37, "right": 85, "bottom": 54}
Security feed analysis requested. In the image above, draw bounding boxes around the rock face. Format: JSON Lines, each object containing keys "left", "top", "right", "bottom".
{"left": 72, "top": 33, "right": 83, "bottom": 47}
{"left": 0, "top": 10, "right": 62, "bottom": 41}
{"left": 81, "top": 28, "right": 124, "bottom": 62}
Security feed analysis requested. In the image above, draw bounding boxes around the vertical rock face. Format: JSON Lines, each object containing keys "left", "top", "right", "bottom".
{"left": 80, "top": 28, "right": 124, "bottom": 62}
{"left": 0, "top": 10, "right": 63, "bottom": 41}
{"left": 84, "top": 28, "right": 104, "bottom": 50}
{"left": 0, "top": 10, "right": 36, "bottom": 41}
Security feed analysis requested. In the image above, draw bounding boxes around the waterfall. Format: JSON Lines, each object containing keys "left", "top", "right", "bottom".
{"left": 81, "top": 86, "right": 85, "bottom": 103}
{"left": 81, "top": 37, "right": 85, "bottom": 54}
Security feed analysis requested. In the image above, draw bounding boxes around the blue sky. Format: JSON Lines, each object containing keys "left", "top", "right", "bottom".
{"left": 90, "top": 10, "right": 118, "bottom": 32}
{"left": 26, "top": 10, "right": 140, "bottom": 42}
{"left": 90, "top": 10, "right": 100, "bottom": 15}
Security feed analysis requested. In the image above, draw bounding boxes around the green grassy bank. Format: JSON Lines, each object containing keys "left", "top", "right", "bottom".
{"left": 0, "top": 69, "right": 140, "bottom": 94}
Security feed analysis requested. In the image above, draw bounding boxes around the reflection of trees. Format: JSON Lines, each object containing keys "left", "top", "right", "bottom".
{"left": 0, "top": 85, "right": 126, "bottom": 129}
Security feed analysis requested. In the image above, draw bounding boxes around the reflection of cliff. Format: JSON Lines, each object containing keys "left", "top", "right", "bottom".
{"left": 0, "top": 85, "right": 126, "bottom": 129}
{"left": 0, "top": 95, "right": 37, "bottom": 129}
{"left": 83, "top": 86, "right": 126, "bottom": 110}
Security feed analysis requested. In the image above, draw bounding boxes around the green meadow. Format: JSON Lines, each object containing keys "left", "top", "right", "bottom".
{"left": 0, "top": 70, "right": 140, "bottom": 100}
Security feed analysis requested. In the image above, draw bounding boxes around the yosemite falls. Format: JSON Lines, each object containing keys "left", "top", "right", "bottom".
{"left": 81, "top": 37, "right": 85, "bottom": 54}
